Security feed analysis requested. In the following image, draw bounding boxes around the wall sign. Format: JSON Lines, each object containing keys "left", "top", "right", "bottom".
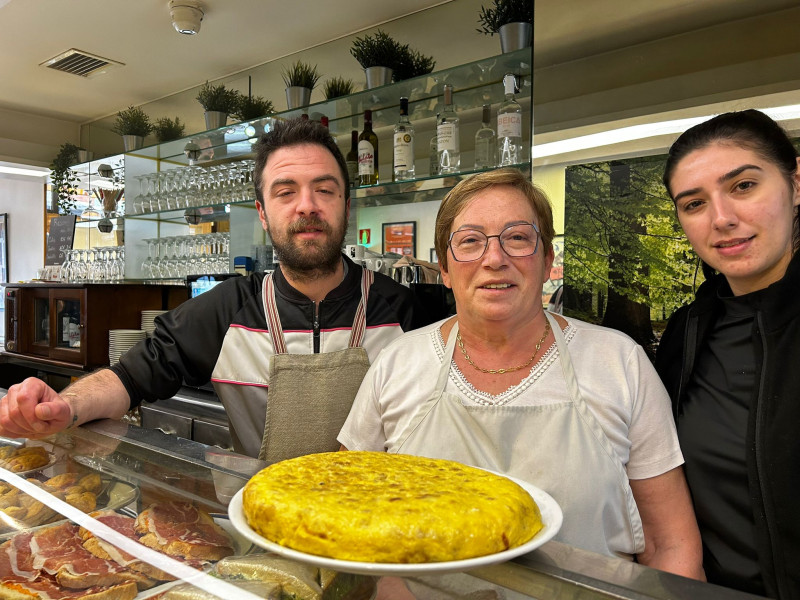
{"left": 382, "top": 221, "right": 416, "bottom": 257}
{"left": 45, "top": 215, "right": 76, "bottom": 266}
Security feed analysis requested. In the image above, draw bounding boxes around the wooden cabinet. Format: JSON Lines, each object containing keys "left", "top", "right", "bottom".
{"left": 3, "top": 283, "right": 185, "bottom": 370}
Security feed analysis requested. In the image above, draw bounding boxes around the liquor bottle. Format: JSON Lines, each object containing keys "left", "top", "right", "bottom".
{"left": 474, "top": 104, "right": 496, "bottom": 170}
{"left": 346, "top": 130, "right": 359, "bottom": 188}
{"left": 393, "top": 97, "right": 415, "bottom": 181}
{"left": 58, "top": 301, "right": 70, "bottom": 345}
{"left": 497, "top": 74, "right": 523, "bottom": 166}
{"left": 358, "top": 109, "right": 379, "bottom": 185}
{"left": 437, "top": 84, "right": 460, "bottom": 174}
{"left": 429, "top": 114, "right": 440, "bottom": 177}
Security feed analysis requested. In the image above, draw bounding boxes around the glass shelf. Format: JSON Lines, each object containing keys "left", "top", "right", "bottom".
{"left": 124, "top": 47, "right": 532, "bottom": 167}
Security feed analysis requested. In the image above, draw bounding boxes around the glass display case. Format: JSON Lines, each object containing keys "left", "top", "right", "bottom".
{"left": 0, "top": 420, "right": 763, "bottom": 600}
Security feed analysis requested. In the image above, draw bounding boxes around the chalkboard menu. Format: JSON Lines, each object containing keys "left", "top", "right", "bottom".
{"left": 45, "top": 215, "right": 76, "bottom": 266}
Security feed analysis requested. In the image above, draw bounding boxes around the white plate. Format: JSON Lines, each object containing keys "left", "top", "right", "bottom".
{"left": 228, "top": 472, "right": 562, "bottom": 576}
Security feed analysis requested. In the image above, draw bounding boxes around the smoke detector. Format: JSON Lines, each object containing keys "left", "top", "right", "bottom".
{"left": 169, "top": 0, "right": 205, "bottom": 35}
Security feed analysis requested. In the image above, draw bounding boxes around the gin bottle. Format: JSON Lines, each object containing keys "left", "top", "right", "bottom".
{"left": 497, "top": 74, "right": 523, "bottom": 166}
{"left": 474, "top": 104, "right": 496, "bottom": 170}
{"left": 393, "top": 97, "right": 415, "bottom": 181}
{"left": 429, "top": 115, "right": 440, "bottom": 177}
{"left": 437, "top": 85, "right": 460, "bottom": 174}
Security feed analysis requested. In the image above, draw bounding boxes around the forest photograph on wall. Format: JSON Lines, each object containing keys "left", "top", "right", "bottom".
{"left": 562, "top": 155, "right": 699, "bottom": 359}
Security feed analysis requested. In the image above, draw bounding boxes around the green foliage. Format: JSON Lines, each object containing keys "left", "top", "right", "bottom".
{"left": 196, "top": 81, "right": 241, "bottom": 113}
{"left": 477, "top": 0, "right": 533, "bottom": 35}
{"left": 349, "top": 30, "right": 406, "bottom": 70}
{"left": 322, "top": 76, "right": 355, "bottom": 100}
{"left": 232, "top": 95, "right": 274, "bottom": 121}
{"left": 111, "top": 106, "right": 154, "bottom": 137}
{"left": 393, "top": 48, "right": 437, "bottom": 81}
{"left": 152, "top": 116, "right": 186, "bottom": 142}
{"left": 563, "top": 156, "right": 700, "bottom": 329}
{"left": 49, "top": 142, "right": 81, "bottom": 214}
{"left": 280, "top": 61, "right": 322, "bottom": 90}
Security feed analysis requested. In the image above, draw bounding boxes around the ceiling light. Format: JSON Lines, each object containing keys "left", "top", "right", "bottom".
{"left": 169, "top": 0, "right": 204, "bottom": 35}
{"left": 0, "top": 161, "right": 50, "bottom": 178}
{"left": 532, "top": 103, "right": 800, "bottom": 160}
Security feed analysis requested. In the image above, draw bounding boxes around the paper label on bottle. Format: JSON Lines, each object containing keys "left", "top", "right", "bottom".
{"left": 437, "top": 123, "right": 459, "bottom": 152}
{"left": 357, "top": 140, "right": 375, "bottom": 175}
{"left": 68, "top": 322, "right": 80, "bottom": 348}
{"left": 497, "top": 113, "right": 522, "bottom": 139}
{"left": 393, "top": 133, "right": 414, "bottom": 169}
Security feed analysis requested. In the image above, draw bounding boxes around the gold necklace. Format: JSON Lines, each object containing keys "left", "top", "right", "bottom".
{"left": 456, "top": 319, "right": 552, "bottom": 375}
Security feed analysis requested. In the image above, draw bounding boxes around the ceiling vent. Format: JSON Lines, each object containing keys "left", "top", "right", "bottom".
{"left": 40, "top": 49, "right": 124, "bottom": 78}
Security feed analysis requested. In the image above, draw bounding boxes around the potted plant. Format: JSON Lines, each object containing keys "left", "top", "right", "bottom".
{"left": 281, "top": 60, "right": 321, "bottom": 110}
{"left": 322, "top": 76, "right": 355, "bottom": 100}
{"left": 49, "top": 142, "right": 81, "bottom": 214}
{"left": 232, "top": 94, "right": 274, "bottom": 122}
{"left": 111, "top": 106, "right": 154, "bottom": 151}
{"left": 392, "top": 48, "right": 436, "bottom": 82}
{"left": 196, "top": 81, "right": 241, "bottom": 130}
{"left": 477, "top": 0, "right": 533, "bottom": 53}
{"left": 153, "top": 116, "right": 186, "bottom": 143}
{"left": 349, "top": 30, "right": 406, "bottom": 88}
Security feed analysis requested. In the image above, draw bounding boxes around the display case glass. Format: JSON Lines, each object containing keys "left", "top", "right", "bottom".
{"left": 0, "top": 420, "right": 762, "bottom": 600}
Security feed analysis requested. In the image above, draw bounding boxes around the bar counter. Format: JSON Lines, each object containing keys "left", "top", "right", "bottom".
{"left": 0, "top": 420, "right": 766, "bottom": 600}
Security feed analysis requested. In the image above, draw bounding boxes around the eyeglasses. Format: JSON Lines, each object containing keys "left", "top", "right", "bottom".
{"left": 448, "top": 222, "right": 540, "bottom": 262}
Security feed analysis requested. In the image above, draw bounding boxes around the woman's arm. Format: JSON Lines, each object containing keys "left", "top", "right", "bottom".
{"left": 630, "top": 466, "right": 705, "bottom": 580}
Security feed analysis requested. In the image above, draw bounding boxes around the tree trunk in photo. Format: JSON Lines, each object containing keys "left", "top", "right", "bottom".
{"left": 601, "top": 162, "right": 656, "bottom": 357}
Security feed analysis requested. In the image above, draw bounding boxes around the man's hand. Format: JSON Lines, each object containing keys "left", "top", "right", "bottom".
{"left": 0, "top": 378, "right": 74, "bottom": 438}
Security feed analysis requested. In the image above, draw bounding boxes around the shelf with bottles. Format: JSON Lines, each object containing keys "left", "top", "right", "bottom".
{"left": 122, "top": 47, "right": 531, "bottom": 166}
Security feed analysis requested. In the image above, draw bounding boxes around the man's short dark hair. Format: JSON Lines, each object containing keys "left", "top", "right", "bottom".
{"left": 252, "top": 118, "right": 350, "bottom": 203}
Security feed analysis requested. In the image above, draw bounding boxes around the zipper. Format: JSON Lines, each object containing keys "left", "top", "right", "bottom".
{"left": 676, "top": 309, "right": 698, "bottom": 416}
{"left": 753, "top": 311, "right": 781, "bottom": 595}
{"left": 313, "top": 302, "right": 320, "bottom": 353}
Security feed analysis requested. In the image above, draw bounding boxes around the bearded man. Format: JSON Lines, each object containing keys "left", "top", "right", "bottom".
{"left": 0, "top": 119, "right": 420, "bottom": 458}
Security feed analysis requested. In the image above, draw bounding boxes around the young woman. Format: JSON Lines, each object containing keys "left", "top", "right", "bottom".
{"left": 657, "top": 109, "right": 800, "bottom": 599}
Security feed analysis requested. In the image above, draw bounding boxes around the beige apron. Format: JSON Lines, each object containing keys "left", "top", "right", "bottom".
{"left": 257, "top": 269, "right": 373, "bottom": 463}
{"left": 393, "top": 312, "right": 645, "bottom": 558}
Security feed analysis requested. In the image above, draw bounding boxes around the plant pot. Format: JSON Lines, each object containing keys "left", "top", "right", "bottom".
{"left": 204, "top": 110, "right": 228, "bottom": 130}
{"left": 364, "top": 66, "right": 393, "bottom": 89}
{"left": 499, "top": 22, "right": 532, "bottom": 53}
{"left": 122, "top": 135, "right": 144, "bottom": 152}
{"left": 285, "top": 86, "right": 311, "bottom": 110}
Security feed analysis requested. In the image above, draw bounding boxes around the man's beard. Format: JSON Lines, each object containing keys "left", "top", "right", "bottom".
{"left": 270, "top": 215, "right": 347, "bottom": 281}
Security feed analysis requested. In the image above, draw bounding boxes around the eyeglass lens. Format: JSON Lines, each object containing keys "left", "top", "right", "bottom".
{"left": 449, "top": 223, "right": 539, "bottom": 262}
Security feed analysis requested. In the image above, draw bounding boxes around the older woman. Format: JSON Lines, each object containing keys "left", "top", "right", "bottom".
{"left": 339, "top": 168, "right": 703, "bottom": 578}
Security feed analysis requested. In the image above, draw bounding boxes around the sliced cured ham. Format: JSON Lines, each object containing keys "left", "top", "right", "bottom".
{"left": 134, "top": 503, "right": 234, "bottom": 561}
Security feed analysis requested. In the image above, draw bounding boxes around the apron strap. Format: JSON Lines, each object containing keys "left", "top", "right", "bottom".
{"left": 263, "top": 266, "right": 374, "bottom": 355}
{"left": 347, "top": 268, "right": 374, "bottom": 348}
{"left": 263, "top": 273, "right": 287, "bottom": 354}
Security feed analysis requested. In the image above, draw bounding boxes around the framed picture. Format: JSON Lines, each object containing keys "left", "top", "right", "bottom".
{"left": 0, "top": 213, "right": 7, "bottom": 284}
{"left": 382, "top": 221, "right": 416, "bottom": 257}
{"left": 430, "top": 248, "right": 438, "bottom": 264}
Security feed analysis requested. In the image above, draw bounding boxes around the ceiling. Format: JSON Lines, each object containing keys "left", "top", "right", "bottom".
{"left": 1, "top": 0, "right": 797, "bottom": 125}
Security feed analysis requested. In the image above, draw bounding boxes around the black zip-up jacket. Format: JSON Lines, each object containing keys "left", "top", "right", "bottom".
{"left": 655, "top": 252, "right": 800, "bottom": 600}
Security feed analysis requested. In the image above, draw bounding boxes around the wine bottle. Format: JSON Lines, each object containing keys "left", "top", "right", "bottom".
{"left": 346, "top": 130, "right": 359, "bottom": 188}
{"left": 497, "top": 74, "right": 523, "bottom": 166}
{"left": 358, "top": 109, "right": 379, "bottom": 186}
{"left": 437, "top": 84, "right": 460, "bottom": 174}
{"left": 474, "top": 104, "right": 496, "bottom": 170}
{"left": 393, "top": 97, "right": 415, "bottom": 181}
